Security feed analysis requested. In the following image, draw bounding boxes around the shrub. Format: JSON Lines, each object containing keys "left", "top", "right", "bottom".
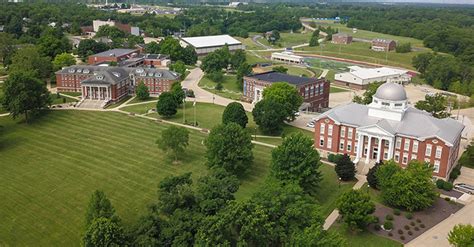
{"left": 404, "top": 225, "right": 410, "bottom": 230}
{"left": 373, "top": 216, "right": 379, "bottom": 223}
{"left": 436, "top": 180, "right": 454, "bottom": 191}
{"left": 393, "top": 209, "right": 401, "bottom": 216}
{"left": 445, "top": 197, "right": 451, "bottom": 202}
{"left": 386, "top": 214, "right": 394, "bottom": 221}
{"left": 388, "top": 232, "right": 393, "bottom": 237}
{"left": 405, "top": 212, "right": 413, "bottom": 219}
{"left": 384, "top": 221, "right": 393, "bottom": 230}
{"left": 416, "top": 218, "right": 422, "bottom": 223}
{"left": 410, "top": 221, "right": 416, "bottom": 226}
{"left": 420, "top": 224, "right": 425, "bottom": 228}
{"left": 408, "top": 230, "right": 413, "bottom": 235}
{"left": 449, "top": 165, "right": 461, "bottom": 181}
{"left": 400, "top": 236, "right": 406, "bottom": 241}
{"left": 398, "top": 229, "right": 404, "bottom": 235}
{"left": 328, "top": 153, "right": 343, "bottom": 163}
{"left": 207, "top": 71, "right": 224, "bottom": 83}
{"left": 374, "top": 224, "right": 381, "bottom": 231}
{"left": 215, "top": 82, "right": 223, "bottom": 91}
{"left": 414, "top": 226, "right": 420, "bottom": 231}
{"left": 334, "top": 154, "right": 356, "bottom": 181}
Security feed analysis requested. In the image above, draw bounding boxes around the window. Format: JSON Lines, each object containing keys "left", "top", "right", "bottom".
{"left": 319, "top": 138, "right": 324, "bottom": 147}
{"left": 348, "top": 128, "right": 353, "bottom": 139}
{"left": 402, "top": 153, "right": 408, "bottom": 164}
{"left": 355, "top": 142, "right": 358, "bottom": 153}
{"left": 328, "top": 124, "right": 333, "bottom": 136}
{"left": 411, "top": 154, "right": 417, "bottom": 160}
{"left": 347, "top": 144, "right": 352, "bottom": 152}
{"left": 424, "top": 158, "right": 431, "bottom": 163}
{"left": 339, "top": 141, "right": 344, "bottom": 150}
{"left": 413, "top": 141, "right": 419, "bottom": 153}
{"left": 425, "top": 144, "right": 432, "bottom": 157}
{"left": 319, "top": 83, "right": 324, "bottom": 94}
{"left": 382, "top": 102, "right": 390, "bottom": 106}
{"left": 395, "top": 152, "right": 400, "bottom": 162}
{"left": 433, "top": 160, "right": 440, "bottom": 173}
{"left": 436, "top": 146, "right": 442, "bottom": 159}
{"left": 404, "top": 139, "right": 410, "bottom": 151}
{"left": 384, "top": 152, "right": 388, "bottom": 160}
{"left": 340, "top": 127, "right": 345, "bottom": 138}
{"left": 320, "top": 123, "right": 325, "bottom": 134}
{"left": 396, "top": 138, "right": 401, "bottom": 149}
{"left": 327, "top": 138, "right": 332, "bottom": 149}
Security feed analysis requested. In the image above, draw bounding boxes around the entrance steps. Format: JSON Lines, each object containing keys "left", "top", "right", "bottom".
{"left": 355, "top": 160, "right": 377, "bottom": 175}
{"left": 77, "top": 99, "right": 106, "bottom": 109}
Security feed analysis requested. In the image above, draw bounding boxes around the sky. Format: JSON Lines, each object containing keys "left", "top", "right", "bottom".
{"left": 360, "top": 0, "right": 474, "bottom": 4}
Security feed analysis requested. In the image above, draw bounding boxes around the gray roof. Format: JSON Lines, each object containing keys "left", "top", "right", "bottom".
{"left": 247, "top": 71, "right": 315, "bottom": 85}
{"left": 333, "top": 33, "right": 351, "bottom": 38}
{"left": 316, "top": 102, "right": 464, "bottom": 146}
{"left": 374, "top": 82, "right": 407, "bottom": 101}
{"left": 92, "top": 48, "right": 138, "bottom": 58}
{"left": 56, "top": 65, "right": 179, "bottom": 85}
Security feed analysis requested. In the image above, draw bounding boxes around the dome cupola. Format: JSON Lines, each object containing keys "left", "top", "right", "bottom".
{"left": 367, "top": 82, "right": 409, "bottom": 121}
{"left": 374, "top": 82, "right": 407, "bottom": 101}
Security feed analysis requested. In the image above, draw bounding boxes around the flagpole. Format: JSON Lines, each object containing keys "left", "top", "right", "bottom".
{"left": 193, "top": 99, "right": 196, "bottom": 126}
{"left": 183, "top": 98, "right": 186, "bottom": 123}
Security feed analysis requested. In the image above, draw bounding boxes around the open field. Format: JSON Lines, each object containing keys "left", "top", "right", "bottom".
{"left": 128, "top": 96, "right": 159, "bottom": 104}
{"left": 236, "top": 37, "right": 262, "bottom": 50}
{"left": 310, "top": 20, "right": 424, "bottom": 47}
{"left": 258, "top": 31, "right": 312, "bottom": 48}
{"left": 0, "top": 111, "right": 272, "bottom": 245}
{"left": 198, "top": 74, "right": 242, "bottom": 100}
{"left": 316, "top": 164, "right": 355, "bottom": 217}
{"left": 330, "top": 223, "right": 403, "bottom": 247}
{"left": 298, "top": 41, "right": 424, "bottom": 69}
{"left": 0, "top": 110, "right": 344, "bottom": 245}
{"left": 120, "top": 101, "right": 314, "bottom": 139}
{"left": 246, "top": 52, "right": 269, "bottom": 65}
{"left": 256, "top": 64, "right": 316, "bottom": 77}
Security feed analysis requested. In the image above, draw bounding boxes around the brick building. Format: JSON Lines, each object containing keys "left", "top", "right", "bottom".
{"left": 56, "top": 65, "right": 179, "bottom": 103}
{"left": 87, "top": 48, "right": 140, "bottom": 65}
{"left": 332, "top": 33, "right": 353, "bottom": 45}
{"left": 371, "top": 39, "right": 396, "bottom": 52}
{"left": 243, "top": 71, "right": 330, "bottom": 112}
{"left": 313, "top": 82, "right": 464, "bottom": 180}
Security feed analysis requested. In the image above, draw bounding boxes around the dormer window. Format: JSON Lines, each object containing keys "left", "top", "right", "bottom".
{"left": 154, "top": 73, "right": 162, "bottom": 78}
{"left": 77, "top": 69, "right": 82, "bottom": 73}
{"left": 96, "top": 75, "right": 104, "bottom": 80}
{"left": 148, "top": 72, "right": 154, "bottom": 77}
{"left": 83, "top": 69, "right": 90, "bottom": 74}
{"left": 136, "top": 68, "right": 144, "bottom": 74}
{"left": 112, "top": 72, "right": 121, "bottom": 77}
{"left": 68, "top": 68, "right": 75, "bottom": 73}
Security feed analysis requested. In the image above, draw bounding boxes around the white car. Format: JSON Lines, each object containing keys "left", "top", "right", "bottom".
{"left": 306, "top": 122, "right": 315, "bottom": 128}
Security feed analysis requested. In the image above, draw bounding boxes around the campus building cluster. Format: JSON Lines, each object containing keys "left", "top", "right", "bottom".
{"left": 243, "top": 71, "right": 330, "bottom": 112}
{"left": 313, "top": 82, "right": 464, "bottom": 180}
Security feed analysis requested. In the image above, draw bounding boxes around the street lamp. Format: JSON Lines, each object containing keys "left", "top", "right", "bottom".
{"left": 183, "top": 98, "right": 186, "bottom": 123}
{"left": 338, "top": 177, "right": 342, "bottom": 188}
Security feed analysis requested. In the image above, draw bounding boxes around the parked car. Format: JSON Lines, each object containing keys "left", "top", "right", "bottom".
{"left": 454, "top": 183, "right": 474, "bottom": 195}
{"left": 306, "top": 122, "right": 315, "bottom": 128}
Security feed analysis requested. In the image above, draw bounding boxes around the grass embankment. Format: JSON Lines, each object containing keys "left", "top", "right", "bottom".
{"left": 330, "top": 224, "right": 403, "bottom": 247}
{"left": 198, "top": 75, "right": 242, "bottom": 100}
{"left": 0, "top": 110, "right": 345, "bottom": 245}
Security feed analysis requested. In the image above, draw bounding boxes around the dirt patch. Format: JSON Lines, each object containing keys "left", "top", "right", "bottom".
{"left": 369, "top": 198, "right": 463, "bottom": 244}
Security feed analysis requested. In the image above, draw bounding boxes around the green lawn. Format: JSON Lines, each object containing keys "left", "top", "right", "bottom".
{"left": 60, "top": 92, "right": 82, "bottom": 97}
{"left": 259, "top": 64, "right": 315, "bottom": 77}
{"left": 128, "top": 96, "right": 159, "bottom": 105}
{"left": 259, "top": 31, "right": 312, "bottom": 48}
{"left": 298, "top": 41, "right": 425, "bottom": 69}
{"left": 0, "top": 83, "right": 6, "bottom": 114}
{"left": 246, "top": 52, "right": 269, "bottom": 65}
{"left": 50, "top": 94, "right": 78, "bottom": 105}
{"left": 330, "top": 223, "right": 403, "bottom": 247}
{"left": 120, "top": 101, "right": 313, "bottom": 139}
{"left": 105, "top": 95, "right": 132, "bottom": 109}
{"left": 236, "top": 37, "right": 262, "bottom": 50}
{"left": 330, "top": 86, "right": 349, "bottom": 93}
{"left": 198, "top": 74, "right": 242, "bottom": 100}
{"left": 0, "top": 111, "right": 272, "bottom": 245}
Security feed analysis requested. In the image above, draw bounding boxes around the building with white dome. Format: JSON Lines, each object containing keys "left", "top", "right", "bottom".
{"left": 313, "top": 82, "right": 464, "bottom": 180}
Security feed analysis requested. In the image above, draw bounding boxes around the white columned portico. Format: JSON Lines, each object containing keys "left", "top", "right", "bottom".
{"left": 365, "top": 135, "right": 372, "bottom": 164}
{"left": 354, "top": 133, "right": 364, "bottom": 163}
{"left": 387, "top": 137, "right": 395, "bottom": 160}
{"left": 376, "top": 137, "right": 382, "bottom": 162}
{"left": 106, "top": 86, "right": 109, "bottom": 100}
{"left": 89, "top": 86, "right": 92, "bottom": 100}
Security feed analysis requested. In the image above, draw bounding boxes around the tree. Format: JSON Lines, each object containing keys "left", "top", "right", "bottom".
{"left": 222, "top": 102, "right": 248, "bottom": 128}
{"left": 170, "top": 82, "right": 185, "bottom": 105}
{"left": 205, "top": 123, "right": 253, "bottom": 175}
{"left": 158, "top": 173, "right": 197, "bottom": 215}
{"left": 268, "top": 30, "right": 280, "bottom": 44}
{"left": 136, "top": 81, "right": 150, "bottom": 100}
{"left": 1, "top": 72, "right": 51, "bottom": 122}
{"left": 309, "top": 30, "right": 320, "bottom": 47}
{"left": 271, "top": 133, "right": 322, "bottom": 194}
{"left": 263, "top": 82, "right": 303, "bottom": 121}
{"left": 159, "top": 37, "right": 197, "bottom": 65}
{"left": 83, "top": 217, "right": 125, "bottom": 247}
{"left": 196, "top": 168, "right": 239, "bottom": 215}
{"left": 375, "top": 160, "right": 402, "bottom": 189}
{"left": 230, "top": 49, "right": 246, "bottom": 70}
{"left": 236, "top": 62, "right": 252, "bottom": 90}
{"left": 169, "top": 60, "right": 186, "bottom": 79}
{"left": 415, "top": 93, "right": 450, "bottom": 118}
{"left": 0, "top": 33, "right": 16, "bottom": 65}
{"left": 396, "top": 43, "right": 412, "bottom": 53}
{"left": 352, "top": 82, "right": 383, "bottom": 105}
{"left": 336, "top": 189, "right": 375, "bottom": 230}
{"left": 52, "top": 53, "right": 76, "bottom": 71}
{"left": 156, "top": 125, "right": 189, "bottom": 162}
{"left": 96, "top": 25, "right": 126, "bottom": 39}
{"left": 252, "top": 99, "right": 287, "bottom": 135}
{"left": 448, "top": 224, "right": 474, "bottom": 247}
{"left": 366, "top": 161, "right": 382, "bottom": 189}
{"left": 334, "top": 154, "right": 356, "bottom": 181}
{"left": 272, "top": 65, "right": 288, "bottom": 74}
{"left": 413, "top": 52, "right": 435, "bottom": 75}
{"left": 424, "top": 55, "right": 460, "bottom": 90}
{"left": 156, "top": 92, "right": 178, "bottom": 117}
{"left": 37, "top": 28, "right": 71, "bottom": 58}
{"left": 145, "top": 41, "right": 161, "bottom": 54}
{"left": 378, "top": 160, "right": 438, "bottom": 211}
{"left": 85, "top": 190, "right": 117, "bottom": 228}
{"left": 9, "top": 47, "right": 52, "bottom": 80}
{"left": 77, "top": 39, "right": 108, "bottom": 60}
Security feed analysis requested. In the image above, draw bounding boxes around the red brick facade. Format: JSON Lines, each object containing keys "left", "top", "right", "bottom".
{"left": 314, "top": 117, "right": 461, "bottom": 179}
{"left": 88, "top": 49, "right": 140, "bottom": 65}
{"left": 371, "top": 39, "right": 396, "bottom": 51}
{"left": 332, "top": 34, "right": 353, "bottom": 45}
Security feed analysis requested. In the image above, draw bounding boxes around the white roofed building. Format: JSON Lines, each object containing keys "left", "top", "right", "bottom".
{"left": 271, "top": 52, "right": 304, "bottom": 64}
{"left": 313, "top": 82, "right": 464, "bottom": 180}
{"left": 334, "top": 66, "right": 411, "bottom": 89}
{"left": 180, "top": 35, "right": 244, "bottom": 55}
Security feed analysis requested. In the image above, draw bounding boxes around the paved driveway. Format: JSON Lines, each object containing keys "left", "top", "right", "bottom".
{"left": 455, "top": 167, "right": 474, "bottom": 186}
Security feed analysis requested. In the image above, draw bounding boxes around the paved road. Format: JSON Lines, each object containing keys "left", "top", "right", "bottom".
{"left": 406, "top": 201, "right": 474, "bottom": 247}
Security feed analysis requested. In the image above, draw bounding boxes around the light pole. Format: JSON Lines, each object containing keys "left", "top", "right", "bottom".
{"left": 183, "top": 98, "right": 186, "bottom": 123}
{"left": 338, "top": 177, "right": 341, "bottom": 188}
{"left": 193, "top": 99, "right": 196, "bottom": 126}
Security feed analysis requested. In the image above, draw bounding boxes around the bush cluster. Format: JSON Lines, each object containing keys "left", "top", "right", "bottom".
{"left": 393, "top": 209, "right": 401, "bottom": 216}
{"left": 385, "top": 214, "right": 394, "bottom": 221}
{"left": 436, "top": 179, "right": 454, "bottom": 191}
{"left": 327, "top": 153, "right": 343, "bottom": 163}
{"left": 384, "top": 221, "right": 393, "bottom": 230}
{"left": 405, "top": 212, "right": 413, "bottom": 219}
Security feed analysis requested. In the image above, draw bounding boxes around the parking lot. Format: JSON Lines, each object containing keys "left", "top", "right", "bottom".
{"left": 455, "top": 167, "right": 474, "bottom": 189}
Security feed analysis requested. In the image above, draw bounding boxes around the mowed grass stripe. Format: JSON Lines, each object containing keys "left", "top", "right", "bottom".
{"left": 0, "top": 111, "right": 271, "bottom": 246}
